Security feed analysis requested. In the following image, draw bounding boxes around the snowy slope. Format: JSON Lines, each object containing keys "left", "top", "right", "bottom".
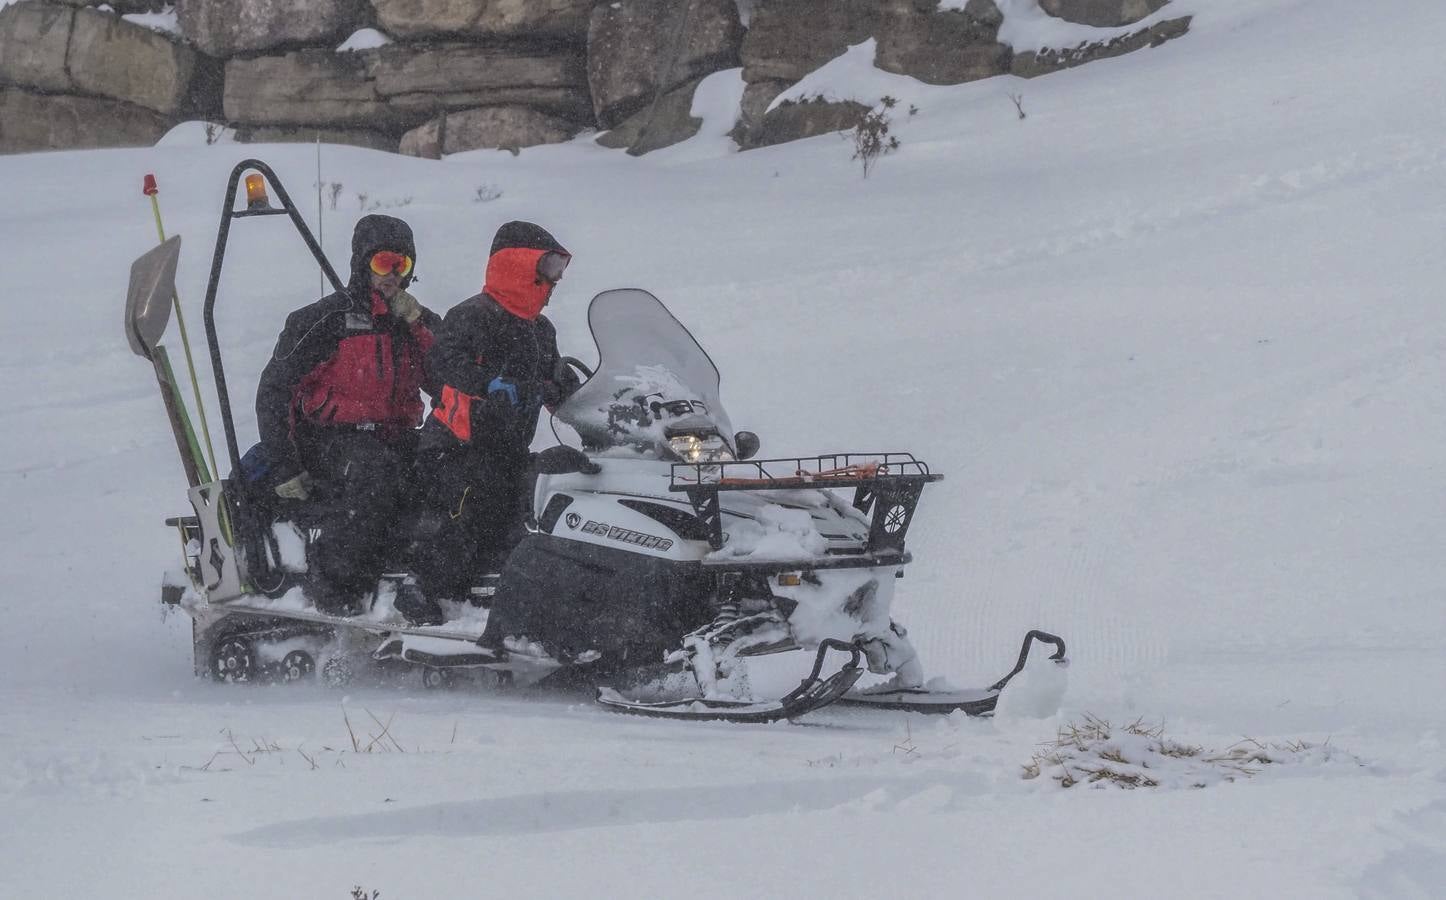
{"left": 3, "top": 0, "right": 1446, "bottom": 896}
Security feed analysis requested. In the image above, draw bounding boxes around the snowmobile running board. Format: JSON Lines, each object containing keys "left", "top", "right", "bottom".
{"left": 595, "top": 639, "right": 865, "bottom": 723}
{"left": 197, "top": 598, "right": 487, "bottom": 642}
{"left": 838, "top": 630, "right": 1068, "bottom": 715}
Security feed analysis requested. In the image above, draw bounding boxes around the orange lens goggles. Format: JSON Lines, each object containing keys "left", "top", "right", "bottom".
{"left": 369, "top": 250, "right": 414, "bottom": 278}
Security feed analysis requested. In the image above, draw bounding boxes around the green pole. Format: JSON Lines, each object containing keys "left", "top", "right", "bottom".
{"left": 144, "top": 174, "right": 221, "bottom": 483}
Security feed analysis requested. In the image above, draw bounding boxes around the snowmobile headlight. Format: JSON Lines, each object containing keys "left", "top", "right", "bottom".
{"left": 668, "top": 433, "right": 734, "bottom": 463}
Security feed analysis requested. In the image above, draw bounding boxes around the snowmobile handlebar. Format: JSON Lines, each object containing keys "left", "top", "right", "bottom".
{"left": 556, "top": 356, "right": 594, "bottom": 381}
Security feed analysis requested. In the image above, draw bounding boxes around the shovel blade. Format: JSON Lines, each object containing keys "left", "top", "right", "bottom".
{"left": 125, "top": 235, "right": 181, "bottom": 359}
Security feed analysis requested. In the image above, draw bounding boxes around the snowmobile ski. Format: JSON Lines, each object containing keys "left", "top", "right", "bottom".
{"left": 838, "top": 630, "right": 1068, "bottom": 715}
{"left": 838, "top": 685, "right": 1001, "bottom": 716}
{"left": 594, "top": 639, "right": 864, "bottom": 723}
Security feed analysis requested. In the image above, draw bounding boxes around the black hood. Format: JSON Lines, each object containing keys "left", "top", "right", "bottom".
{"left": 490, "top": 220, "right": 568, "bottom": 257}
{"left": 348, "top": 214, "right": 416, "bottom": 295}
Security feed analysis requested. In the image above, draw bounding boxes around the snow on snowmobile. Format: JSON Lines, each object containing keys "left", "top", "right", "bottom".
{"left": 129, "top": 160, "right": 1066, "bottom": 723}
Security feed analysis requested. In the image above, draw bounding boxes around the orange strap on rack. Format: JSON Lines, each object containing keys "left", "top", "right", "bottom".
{"left": 717, "top": 475, "right": 800, "bottom": 487}
{"left": 797, "top": 463, "right": 881, "bottom": 480}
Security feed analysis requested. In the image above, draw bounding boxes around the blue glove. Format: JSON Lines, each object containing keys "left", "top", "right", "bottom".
{"left": 488, "top": 376, "right": 520, "bottom": 408}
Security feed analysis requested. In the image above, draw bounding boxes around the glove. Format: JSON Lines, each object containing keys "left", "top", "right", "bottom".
{"left": 533, "top": 445, "right": 601, "bottom": 475}
{"left": 274, "top": 471, "right": 314, "bottom": 501}
{"left": 543, "top": 365, "right": 582, "bottom": 410}
{"left": 389, "top": 290, "right": 422, "bottom": 324}
{"left": 487, "top": 376, "right": 521, "bottom": 409}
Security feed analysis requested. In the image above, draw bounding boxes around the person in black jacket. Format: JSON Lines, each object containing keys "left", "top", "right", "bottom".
{"left": 405, "top": 221, "right": 584, "bottom": 618}
{"left": 254, "top": 214, "right": 441, "bottom": 615}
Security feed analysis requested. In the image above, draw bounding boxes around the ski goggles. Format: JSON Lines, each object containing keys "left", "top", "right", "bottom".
{"left": 369, "top": 250, "right": 414, "bottom": 278}
{"left": 537, "top": 250, "right": 570, "bottom": 284}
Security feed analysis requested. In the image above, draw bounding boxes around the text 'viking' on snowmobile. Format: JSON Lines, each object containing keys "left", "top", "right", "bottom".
{"left": 128, "top": 160, "right": 1067, "bottom": 723}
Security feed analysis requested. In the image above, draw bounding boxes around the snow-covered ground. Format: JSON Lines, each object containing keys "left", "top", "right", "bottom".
{"left": 4, "top": 0, "right": 1446, "bottom": 895}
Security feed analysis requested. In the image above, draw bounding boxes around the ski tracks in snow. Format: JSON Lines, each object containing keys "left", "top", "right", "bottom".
{"left": 930, "top": 135, "right": 1446, "bottom": 286}
{"left": 1358, "top": 793, "right": 1446, "bottom": 900}
{"left": 230, "top": 771, "right": 995, "bottom": 847}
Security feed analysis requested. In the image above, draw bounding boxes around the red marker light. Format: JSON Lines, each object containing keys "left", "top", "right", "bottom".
{"left": 143, "top": 173, "right": 158, "bottom": 196}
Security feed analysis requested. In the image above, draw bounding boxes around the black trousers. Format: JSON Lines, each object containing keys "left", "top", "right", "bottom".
{"left": 412, "top": 443, "right": 529, "bottom": 600}
{"left": 298, "top": 428, "right": 414, "bottom": 596}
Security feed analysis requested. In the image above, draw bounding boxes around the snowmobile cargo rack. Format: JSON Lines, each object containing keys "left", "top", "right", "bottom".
{"left": 671, "top": 453, "right": 942, "bottom": 552}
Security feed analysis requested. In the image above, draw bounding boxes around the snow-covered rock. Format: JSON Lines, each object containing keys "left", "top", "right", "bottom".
{"left": 176, "top": 0, "right": 366, "bottom": 57}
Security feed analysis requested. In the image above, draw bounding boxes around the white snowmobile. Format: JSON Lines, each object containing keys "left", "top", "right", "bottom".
{"left": 130, "top": 160, "right": 1066, "bottom": 723}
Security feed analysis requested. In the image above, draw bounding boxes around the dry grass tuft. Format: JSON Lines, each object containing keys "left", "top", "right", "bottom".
{"left": 1022, "top": 715, "right": 1333, "bottom": 789}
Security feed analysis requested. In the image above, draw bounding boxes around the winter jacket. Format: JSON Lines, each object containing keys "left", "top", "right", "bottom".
{"left": 255, "top": 215, "right": 441, "bottom": 478}
{"left": 423, "top": 221, "right": 576, "bottom": 462}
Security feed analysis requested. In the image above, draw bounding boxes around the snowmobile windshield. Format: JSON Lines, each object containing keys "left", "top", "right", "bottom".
{"left": 556, "top": 288, "right": 736, "bottom": 457}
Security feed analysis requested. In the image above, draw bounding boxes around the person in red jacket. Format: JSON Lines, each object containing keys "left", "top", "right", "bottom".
{"left": 254, "top": 214, "right": 441, "bottom": 615}
{"left": 401, "top": 221, "right": 586, "bottom": 623}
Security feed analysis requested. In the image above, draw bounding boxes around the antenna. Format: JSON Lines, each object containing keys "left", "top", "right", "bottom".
{"left": 315, "top": 134, "right": 324, "bottom": 296}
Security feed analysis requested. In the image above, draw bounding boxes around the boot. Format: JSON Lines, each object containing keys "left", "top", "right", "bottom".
{"left": 394, "top": 581, "right": 445, "bottom": 627}
{"left": 305, "top": 573, "right": 361, "bottom": 617}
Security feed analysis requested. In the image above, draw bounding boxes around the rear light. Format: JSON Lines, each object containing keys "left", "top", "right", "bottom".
{"left": 244, "top": 173, "right": 271, "bottom": 210}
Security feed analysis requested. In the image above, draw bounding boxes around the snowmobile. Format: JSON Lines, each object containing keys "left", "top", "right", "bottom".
{"left": 129, "top": 160, "right": 1067, "bottom": 723}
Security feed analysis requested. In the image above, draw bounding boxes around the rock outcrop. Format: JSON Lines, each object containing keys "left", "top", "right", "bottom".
{"left": 223, "top": 50, "right": 398, "bottom": 129}
{"left": 233, "top": 125, "right": 398, "bottom": 153}
{"left": 740, "top": 0, "right": 880, "bottom": 85}
{"left": 752, "top": 96, "right": 870, "bottom": 150}
{"left": 175, "top": 0, "right": 367, "bottom": 58}
{"left": 0, "top": 1, "right": 74, "bottom": 93}
{"left": 371, "top": 0, "right": 593, "bottom": 43}
{"left": 738, "top": 0, "right": 1011, "bottom": 147}
{"left": 587, "top": 0, "right": 743, "bottom": 129}
{"left": 874, "top": 2, "right": 1011, "bottom": 86}
{"left": 1012, "top": 15, "right": 1190, "bottom": 78}
{"left": 1039, "top": 0, "right": 1170, "bottom": 28}
{"left": 596, "top": 77, "right": 707, "bottom": 156}
{"left": 0, "top": 0, "right": 1195, "bottom": 156}
{"left": 399, "top": 105, "right": 583, "bottom": 157}
{"left": 66, "top": 5, "right": 217, "bottom": 116}
{"left": 368, "top": 43, "right": 591, "bottom": 123}
{"left": 0, "top": 84, "right": 173, "bottom": 153}
{"left": 0, "top": 1, "right": 218, "bottom": 153}
{"left": 0, "top": 0, "right": 215, "bottom": 115}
